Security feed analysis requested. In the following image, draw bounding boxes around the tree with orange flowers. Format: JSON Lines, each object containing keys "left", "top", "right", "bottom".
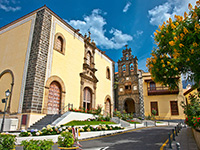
{"left": 147, "top": 1, "right": 200, "bottom": 89}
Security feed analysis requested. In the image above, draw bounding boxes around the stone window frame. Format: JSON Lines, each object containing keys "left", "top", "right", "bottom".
{"left": 53, "top": 32, "right": 66, "bottom": 55}
{"left": 86, "top": 50, "right": 93, "bottom": 67}
{"left": 106, "top": 66, "right": 111, "bottom": 80}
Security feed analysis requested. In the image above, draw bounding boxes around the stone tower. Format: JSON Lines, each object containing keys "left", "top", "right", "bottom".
{"left": 116, "top": 45, "right": 141, "bottom": 117}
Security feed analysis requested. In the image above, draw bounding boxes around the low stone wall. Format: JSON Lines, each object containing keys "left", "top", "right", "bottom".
{"left": 192, "top": 128, "right": 200, "bottom": 149}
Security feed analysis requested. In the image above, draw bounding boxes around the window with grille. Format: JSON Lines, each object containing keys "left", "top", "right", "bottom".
{"left": 150, "top": 82, "right": 156, "bottom": 90}
{"left": 56, "top": 36, "right": 63, "bottom": 52}
{"left": 170, "top": 101, "right": 179, "bottom": 115}
{"left": 54, "top": 33, "right": 65, "bottom": 54}
{"left": 151, "top": 102, "right": 159, "bottom": 116}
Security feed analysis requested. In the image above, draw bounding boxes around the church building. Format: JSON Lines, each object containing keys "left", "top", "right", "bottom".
{"left": 0, "top": 5, "right": 114, "bottom": 130}
{"left": 114, "top": 46, "right": 144, "bottom": 117}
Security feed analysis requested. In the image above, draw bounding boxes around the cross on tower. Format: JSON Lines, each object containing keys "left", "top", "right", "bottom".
{"left": 125, "top": 45, "right": 128, "bottom": 49}
{"left": 88, "top": 31, "right": 91, "bottom": 37}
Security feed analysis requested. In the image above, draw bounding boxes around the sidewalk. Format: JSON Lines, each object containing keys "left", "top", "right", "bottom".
{"left": 165, "top": 127, "right": 199, "bottom": 150}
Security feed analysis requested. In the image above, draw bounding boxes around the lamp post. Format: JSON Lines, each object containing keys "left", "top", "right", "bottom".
{"left": 0, "top": 89, "right": 10, "bottom": 132}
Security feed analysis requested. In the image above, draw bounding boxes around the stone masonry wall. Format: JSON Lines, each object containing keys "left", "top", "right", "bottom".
{"left": 22, "top": 8, "right": 52, "bottom": 113}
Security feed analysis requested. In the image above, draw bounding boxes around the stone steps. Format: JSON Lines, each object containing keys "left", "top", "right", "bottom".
{"left": 28, "top": 114, "right": 61, "bottom": 130}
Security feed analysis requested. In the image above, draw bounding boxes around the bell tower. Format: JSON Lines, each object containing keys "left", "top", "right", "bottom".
{"left": 116, "top": 45, "right": 141, "bottom": 117}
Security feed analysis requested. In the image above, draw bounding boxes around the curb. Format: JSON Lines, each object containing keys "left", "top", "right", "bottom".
{"left": 79, "top": 126, "right": 154, "bottom": 141}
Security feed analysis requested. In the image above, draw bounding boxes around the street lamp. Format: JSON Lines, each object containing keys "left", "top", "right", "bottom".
{"left": 0, "top": 89, "right": 10, "bottom": 132}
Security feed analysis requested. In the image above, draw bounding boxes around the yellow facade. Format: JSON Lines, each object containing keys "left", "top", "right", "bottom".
{"left": 0, "top": 19, "right": 34, "bottom": 113}
{"left": 95, "top": 51, "right": 113, "bottom": 111}
{"left": 0, "top": 6, "right": 114, "bottom": 129}
{"left": 184, "top": 88, "right": 199, "bottom": 104}
{"left": 48, "top": 23, "right": 85, "bottom": 110}
{"left": 142, "top": 72, "right": 185, "bottom": 120}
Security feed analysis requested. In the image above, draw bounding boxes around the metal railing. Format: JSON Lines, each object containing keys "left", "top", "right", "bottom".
{"left": 50, "top": 103, "right": 73, "bottom": 124}
{"left": 148, "top": 86, "right": 179, "bottom": 95}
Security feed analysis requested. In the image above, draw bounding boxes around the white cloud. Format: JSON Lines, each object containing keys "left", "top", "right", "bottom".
{"left": 134, "top": 30, "right": 143, "bottom": 37}
{"left": 123, "top": 2, "right": 131, "bottom": 13}
{"left": 0, "top": 0, "right": 21, "bottom": 12}
{"left": 68, "top": 9, "right": 133, "bottom": 49}
{"left": 148, "top": 0, "right": 196, "bottom": 26}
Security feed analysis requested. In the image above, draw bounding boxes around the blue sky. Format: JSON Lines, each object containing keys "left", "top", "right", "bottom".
{"left": 0, "top": 0, "right": 197, "bottom": 72}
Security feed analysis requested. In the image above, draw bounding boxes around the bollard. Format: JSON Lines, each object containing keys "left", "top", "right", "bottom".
{"left": 146, "top": 122, "right": 148, "bottom": 127}
{"left": 176, "top": 142, "right": 180, "bottom": 150}
{"left": 180, "top": 123, "right": 182, "bottom": 130}
{"left": 177, "top": 125, "right": 180, "bottom": 133}
{"left": 134, "top": 122, "right": 136, "bottom": 129}
{"left": 168, "top": 133, "right": 172, "bottom": 149}
{"left": 172, "top": 129, "right": 175, "bottom": 141}
{"left": 155, "top": 121, "right": 156, "bottom": 126}
{"left": 175, "top": 127, "right": 178, "bottom": 136}
{"left": 168, "top": 121, "right": 170, "bottom": 126}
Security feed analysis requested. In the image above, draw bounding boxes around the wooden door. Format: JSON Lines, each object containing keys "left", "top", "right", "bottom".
{"left": 83, "top": 87, "right": 92, "bottom": 110}
{"left": 47, "top": 81, "right": 61, "bottom": 114}
{"left": 105, "top": 99, "right": 111, "bottom": 116}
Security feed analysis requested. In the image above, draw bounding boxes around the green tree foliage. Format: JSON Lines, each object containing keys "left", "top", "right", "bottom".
{"left": 181, "top": 93, "right": 200, "bottom": 128}
{"left": 147, "top": 1, "right": 200, "bottom": 89}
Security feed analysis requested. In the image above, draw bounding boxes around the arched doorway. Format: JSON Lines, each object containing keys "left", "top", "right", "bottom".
{"left": 124, "top": 98, "right": 135, "bottom": 113}
{"left": 105, "top": 98, "right": 111, "bottom": 116}
{"left": 0, "top": 69, "right": 14, "bottom": 113}
{"left": 83, "top": 87, "right": 92, "bottom": 110}
{"left": 47, "top": 81, "right": 61, "bottom": 114}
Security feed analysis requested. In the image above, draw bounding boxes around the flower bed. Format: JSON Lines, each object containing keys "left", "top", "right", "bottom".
{"left": 126, "top": 120, "right": 141, "bottom": 124}
{"left": 19, "top": 124, "right": 124, "bottom": 137}
{"left": 69, "top": 105, "right": 102, "bottom": 115}
{"left": 182, "top": 93, "right": 200, "bottom": 129}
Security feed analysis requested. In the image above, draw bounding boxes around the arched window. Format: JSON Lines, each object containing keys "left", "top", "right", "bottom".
{"left": 130, "top": 63, "right": 134, "bottom": 71}
{"left": 86, "top": 51, "right": 92, "bottom": 66}
{"left": 56, "top": 36, "right": 63, "bottom": 52}
{"left": 122, "top": 64, "right": 126, "bottom": 71}
{"left": 54, "top": 33, "right": 66, "bottom": 54}
{"left": 125, "top": 54, "right": 129, "bottom": 60}
{"left": 106, "top": 67, "right": 110, "bottom": 79}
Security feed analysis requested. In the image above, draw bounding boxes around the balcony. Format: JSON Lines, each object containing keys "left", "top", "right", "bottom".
{"left": 147, "top": 86, "right": 179, "bottom": 95}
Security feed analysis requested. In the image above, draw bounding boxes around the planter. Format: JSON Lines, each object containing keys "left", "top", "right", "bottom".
{"left": 192, "top": 128, "right": 200, "bottom": 150}
{"left": 58, "top": 147, "right": 79, "bottom": 150}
